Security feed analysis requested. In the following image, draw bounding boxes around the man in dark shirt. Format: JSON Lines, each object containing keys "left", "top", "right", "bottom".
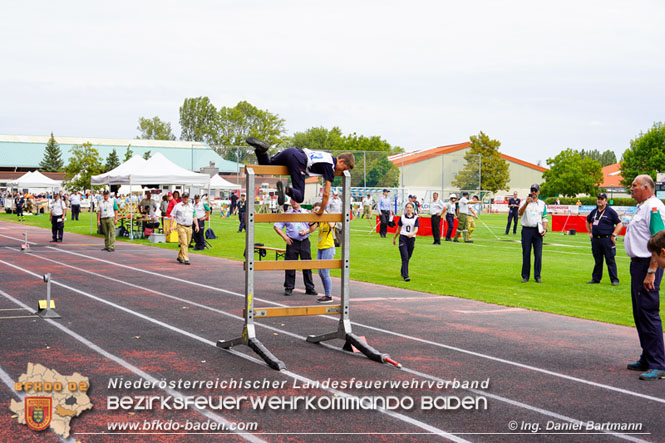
{"left": 14, "top": 193, "right": 25, "bottom": 221}
{"left": 245, "top": 138, "right": 354, "bottom": 215}
{"left": 505, "top": 191, "right": 520, "bottom": 235}
{"left": 237, "top": 193, "right": 247, "bottom": 233}
{"left": 229, "top": 192, "right": 239, "bottom": 217}
{"left": 585, "top": 193, "right": 623, "bottom": 285}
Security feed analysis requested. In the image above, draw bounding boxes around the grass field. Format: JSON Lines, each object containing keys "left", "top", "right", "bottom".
{"left": 0, "top": 210, "right": 640, "bottom": 328}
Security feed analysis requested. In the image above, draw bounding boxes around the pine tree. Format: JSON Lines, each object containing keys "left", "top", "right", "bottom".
{"left": 39, "top": 132, "right": 64, "bottom": 171}
{"left": 104, "top": 149, "right": 121, "bottom": 172}
{"left": 123, "top": 145, "right": 134, "bottom": 161}
{"left": 142, "top": 150, "right": 151, "bottom": 160}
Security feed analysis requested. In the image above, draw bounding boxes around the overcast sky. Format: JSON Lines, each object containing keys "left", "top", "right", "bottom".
{"left": 1, "top": 0, "right": 663, "bottom": 165}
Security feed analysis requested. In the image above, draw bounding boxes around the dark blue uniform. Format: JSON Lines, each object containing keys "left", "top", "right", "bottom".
{"left": 586, "top": 206, "right": 621, "bottom": 284}
{"left": 505, "top": 197, "right": 520, "bottom": 234}
{"left": 237, "top": 199, "right": 247, "bottom": 232}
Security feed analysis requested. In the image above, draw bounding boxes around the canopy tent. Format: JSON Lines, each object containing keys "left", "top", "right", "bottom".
{"left": 89, "top": 153, "right": 211, "bottom": 237}
{"left": 90, "top": 155, "right": 148, "bottom": 185}
{"left": 209, "top": 174, "right": 241, "bottom": 190}
{"left": 11, "top": 170, "right": 62, "bottom": 188}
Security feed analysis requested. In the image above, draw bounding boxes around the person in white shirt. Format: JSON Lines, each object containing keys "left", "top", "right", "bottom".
{"left": 97, "top": 190, "right": 118, "bottom": 251}
{"left": 49, "top": 193, "right": 68, "bottom": 242}
{"left": 69, "top": 191, "right": 81, "bottom": 221}
{"left": 327, "top": 190, "right": 343, "bottom": 246}
{"left": 518, "top": 184, "right": 548, "bottom": 283}
{"left": 467, "top": 195, "right": 480, "bottom": 240}
{"left": 192, "top": 194, "right": 211, "bottom": 251}
{"left": 443, "top": 194, "right": 457, "bottom": 241}
{"left": 454, "top": 191, "right": 473, "bottom": 243}
{"left": 393, "top": 202, "right": 419, "bottom": 282}
{"left": 430, "top": 192, "right": 445, "bottom": 245}
{"left": 362, "top": 194, "right": 374, "bottom": 226}
{"left": 168, "top": 193, "right": 199, "bottom": 265}
{"left": 624, "top": 175, "right": 665, "bottom": 380}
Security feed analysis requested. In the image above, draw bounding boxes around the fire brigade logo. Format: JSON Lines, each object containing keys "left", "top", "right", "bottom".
{"left": 25, "top": 397, "right": 52, "bottom": 432}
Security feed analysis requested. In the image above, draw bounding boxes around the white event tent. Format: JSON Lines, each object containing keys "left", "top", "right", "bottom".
{"left": 90, "top": 153, "right": 210, "bottom": 237}
{"left": 209, "top": 174, "right": 241, "bottom": 190}
{"left": 12, "top": 170, "right": 62, "bottom": 189}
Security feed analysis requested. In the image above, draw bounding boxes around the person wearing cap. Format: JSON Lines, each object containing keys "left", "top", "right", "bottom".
{"left": 518, "top": 183, "right": 548, "bottom": 283}
{"left": 98, "top": 190, "right": 119, "bottom": 251}
{"left": 430, "top": 192, "right": 445, "bottom": 245}
{"left": 585, "top": 193, "right": 622, "bottom": 285}
{"left": 378, "top": 189, "right": 393, "bottom": 238}
{"left": 237, "top": 193, "right": 247, "bottom": 232}
{"left": 69, "top": 191, "right": 81, "bottom": 221}
{"left": 192, "top": 194, "right": 211, "bottom": 250}
{"left": 49, "top": 193, "right": 68, "bottom": 243}
{"left": 505, "top": 191, "right": 521, "bottom": 235}
{"left": 245, "top": 137, "right": 354, "bottom": 216}
{"left": 168, "top": 193, "right": 199, "bottom": 265}
{"left": 443, "top": 194, "right": 457, "bottom": 241}
{"left": 274, "top": 198, "right": 317, "bottom": 296}
{"left": 454, "top": 191, "right": 473, "bottom": 243}
{"left": 624, "top": 175, "right": 665, "bottom": 380}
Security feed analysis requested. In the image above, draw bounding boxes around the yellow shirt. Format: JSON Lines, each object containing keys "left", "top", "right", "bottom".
{"left": 318, "top": 222, "right": 335, "bottom": 249}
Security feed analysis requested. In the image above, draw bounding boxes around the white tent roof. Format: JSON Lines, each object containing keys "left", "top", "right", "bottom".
{"left": 12, "top": 170, "right": 61, "bottom": 188}
{"left": 209, "top": 174, "right": 241, "bottom": 190}
{"left": 91, "top": 153, "right": 210, "bottom": 186}
{"left": 91, "top": 155, "right": 147, "bottom": 185}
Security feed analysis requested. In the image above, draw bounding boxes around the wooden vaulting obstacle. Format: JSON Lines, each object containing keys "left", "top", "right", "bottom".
{"left": 217, "top": 165, "right": 397, "bottom": 370}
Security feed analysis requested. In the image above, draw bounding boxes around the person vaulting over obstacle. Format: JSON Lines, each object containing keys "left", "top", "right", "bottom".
{"left": 245, "top": 138, "right": 355, "bottom": 215}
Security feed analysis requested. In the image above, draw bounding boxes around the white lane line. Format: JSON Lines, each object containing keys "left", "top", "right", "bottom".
{"left": 0, "top": 261, "right": 466, "bottom": 442}
{"left": 453, "top": 308, "right": 525, "bottom": 314}
{"left": 8, "top": 251, "right": 655, "bottom": 441}
{"left": 0, "top": 365, "right": 75, "bottom": 443}
{"left": 400, "top": 368, "right": 646, "bottom": 443}
{"left": 0, "top": 290, "right": 265, "bottom": 443}
{"left": 35, "top": 246, "right": 665, "bottom": 406}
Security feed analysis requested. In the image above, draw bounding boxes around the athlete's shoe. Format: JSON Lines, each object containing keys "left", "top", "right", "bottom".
{"left": 627, "top": 361, "right": 648, "bottom": 371}
{"left": 639, "top": 369, "right": 665, "bottom": 380}
{"left": 245, "top": 137, "right": 270, "bottom": 154}
{"left": 276, "top": 181, "right": 285, "bottom": 205}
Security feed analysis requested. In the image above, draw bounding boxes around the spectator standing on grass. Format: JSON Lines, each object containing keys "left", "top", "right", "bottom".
{"left": 237, "top": 193, "right": 247, "bottom": 233}
{"left": 192, "top": 194, "right": 210, "bottom": 250}
{"left": 300, "top": 201, "right": 336, "bottom": 303}
{"left": 97, "top": 190, "right": 118, "bottom": 252}
{"left": 168, "top": 193, "right": 198, "bottom": 266}
{"left": 624, "top": 175, "right": 665, "bottom": 381}
{"left": 430, "top": 192, "right": 444, "bottom": 245}
{"left": 229, "top": 192, "right": 238, "bottom": 217}
{"left": 518, "top": 184, "right": 548, "bottom": 283}
{"left": 273, "top": 198, "right": 317, "bottom": 297}
{"left": 505, "top": 191, "right": 521, "bottom": 235}
{"left": 467, "top": 195, "right": 480, "bottom": 240}
{"left": 443, "top": 194, "right": 457, "bottom": 241}
{"left": 49, "top": 193, "right": 67, "bottom": 243}
{"left": 585, "top": 193, "right": 622, "bottom": 286}
{"left": 14, "top": 193, "right": 25, "bottom": 221}
{"left": 454, "top": 191, "right": 473, "bottom": 243}
{"left": 69, "top": 191, "right": 81, "bottom": 221}
{"left": 362, "top": 193, "right": 374, "bottom": 226}
{"left": 393, "top": 201, "right": 419, "bottom": 282}
{"left": 378, "top": 189, "right": 392, "bottom": 238}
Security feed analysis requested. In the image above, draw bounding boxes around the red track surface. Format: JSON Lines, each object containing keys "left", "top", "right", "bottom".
{"left": 0, "top": 221, "right": 663, "bottom": 442}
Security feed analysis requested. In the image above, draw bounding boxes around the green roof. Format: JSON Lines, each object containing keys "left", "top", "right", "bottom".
{"left": 0, "top": 135, "right": 241, "bottom": 173}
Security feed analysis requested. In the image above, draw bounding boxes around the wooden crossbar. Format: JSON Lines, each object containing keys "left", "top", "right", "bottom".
{"left": 254, "top": 213, "right": 343, "bottom": 223}
{"left": 247, "top": 305, "right": 342, "bottom": 318}
{"left": 252, "top": 259, "right": 342, "bottom": 271}
{"left": 245, "top": 165, "right": 344, "bottom": 176}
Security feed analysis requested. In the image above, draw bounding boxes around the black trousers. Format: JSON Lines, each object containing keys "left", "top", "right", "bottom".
{"left": 256, "top": 147, "right": 308, "bottom": 203}
{"left": 521, "top": 227, "right": 542, "bottom": 280}
{"left": 238, "top": 211, "right": 246, "bottom": 232}
{"left": 445, "top": 214, "right": 455, "bottom": 240}
{"left": 379, "top": 210, "right": 390, "bottom": 237}
{"left": 284, "top": 237, "right": 315, "bottom": 291}
{"left": 71, "top": 204, "right": 80, "bottom": 220}
{"left": 506, "top": 210, "right": 518, "bottom": 234}
{"left": 630, "top": 258, "right": 665, "bottom": 370}
{"left": 16, "top": 206, "right": 23, "bottom": 218}
{"left": 431, "top": 215, "right": 441, "bottom": 244}
{"left": 398, "top": 235, "right": 415, "bottom": 278}
{"left": 193, "top": 219, "right": 206, "bottom": 249}
{"left": 51, "top": 218, "right": 64, "bottom": 241}
{"left": 591, "top": 236, "right": 618, "bottom": 283}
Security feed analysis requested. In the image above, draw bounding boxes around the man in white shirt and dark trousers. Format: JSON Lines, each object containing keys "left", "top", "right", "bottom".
{"left": 49, "top": 194, "right": 68, "bottom": 242}
{"left": 378, "top": 189, "right": 393, "bottom": 238}
{"left": 430, "top": 192, "right": 444, "bottom": 245}
{"left": 69, "top": 191, "right": 81, "bottom": 221}
{"left": 624, "top": 175, "right": 665, "bottom": 380}
{"left": 443, "top": 194, "right": 457, "bottom": 241}
{"left": 168, "top": 193, "right": 199, "bottom": 265}
{"left": 518, "top": 184, "right": 548, "bottom": 283}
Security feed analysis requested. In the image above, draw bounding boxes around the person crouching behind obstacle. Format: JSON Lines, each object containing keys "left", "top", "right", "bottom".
{"left": 245, "top": 138, "right": 355, "bottom": 216}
